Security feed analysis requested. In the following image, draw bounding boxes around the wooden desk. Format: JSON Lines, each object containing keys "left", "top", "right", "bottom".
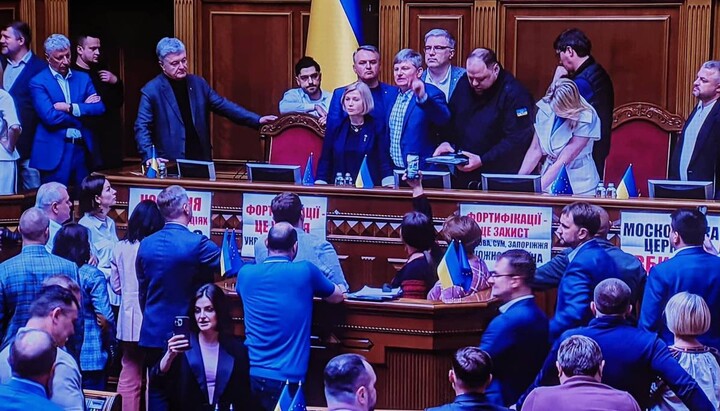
{"left": 219, "top": 281, "right": 500, "bottom": 409}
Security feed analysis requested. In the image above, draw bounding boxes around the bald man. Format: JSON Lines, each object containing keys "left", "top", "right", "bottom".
{"left": 533, "top": 205, "right": 646, "bottom": 308}
{"left": 0, "top": 207, "right": 79, "bottom": 349}
{"left": 0, "top": 329, "right": 62, "bottom": 411}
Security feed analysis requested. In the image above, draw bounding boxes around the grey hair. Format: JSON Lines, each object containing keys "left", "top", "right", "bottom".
{"left": 353, "top": 45, "right": 380, "bottom": 62}
{"left": 156, "top": 37, "right": 186, "bottom": 61}
{"left": 467, "top": 48, "right": 498, "bottom": 67}
{"left": 393, "top": 48, "right": 423, "bottom": 68}
{"left": 557, "top": 335, "right": 603, "bottom": 377}
{"left": 424, "top": 29, "right": 456, "bottom": 49}
{"left": 44, "top": 34, "right": 70, "bottom": 54}
{"left": 157, "top": 185, "right": 188, "bottom": 220}
{"left": 35, "top": 182, "right": 68, "bottom": 211}
{"left": 701, "top": 61, "right": 720, "bottom": 75}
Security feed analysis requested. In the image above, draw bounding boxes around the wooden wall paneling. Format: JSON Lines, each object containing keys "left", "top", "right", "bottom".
{"left": 0, "top": 1, "right": 19, "bottom": 30}
{"left": 379, "top": 0, "right": 401, "bottom": 83}
{"left": 174, "top": 0, "right": 197, "bottom": 74}
{"left": 502, "top": 4, "right": 679, "bottom": 112}
{"left": 472, "top": 0, "right": 497, "bottom": 51}
{"left": 45, "top": 0, "right": 66, "bottom": 35}
{"left": 676, "top": 0, "right": 711, "bottom": 118}
{"left": 405, "top": 2, "right": 472, "bottom": 67}
{"left": 714, "top": 0, "right": 720, "bottom": 61}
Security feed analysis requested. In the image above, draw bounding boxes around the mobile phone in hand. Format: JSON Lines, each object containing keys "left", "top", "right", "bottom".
{"left": 173, "top": 316, "right": 192, "bottom": 351}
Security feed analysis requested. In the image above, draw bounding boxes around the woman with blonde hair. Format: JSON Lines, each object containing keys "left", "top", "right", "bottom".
{"left": 651, "top": 292, "right": 720, "bottom": 410}
{"left": 518, "top": 78, "right": 601, "bottom": 195}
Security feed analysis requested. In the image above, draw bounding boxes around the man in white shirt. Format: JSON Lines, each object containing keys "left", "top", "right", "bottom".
{"left": 669, "top": 60, "right": 720, "bottom": 198}
{"left": 0, "top": 89, "right": 21, "bottom": 194}
{"left": 279, "top": 56, "right": 331, "bottom": 125}
{"left": 421, "top": 29, "right": 465, "bottom": 102}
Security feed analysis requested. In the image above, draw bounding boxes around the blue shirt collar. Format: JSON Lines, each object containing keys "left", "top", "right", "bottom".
{"left": 49, "top": 66, "right": 72, "bottom": 80}
{"left": 264, "top": 255, "right": 292, "bottom": 263}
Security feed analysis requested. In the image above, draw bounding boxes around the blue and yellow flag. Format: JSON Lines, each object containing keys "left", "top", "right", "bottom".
{"left": 302, "top": 153, "right": 314, "bottom": 186}
{"left": 550, "top": 164, "right": 573, "bottom": 195}
{"left": 355, "top": 155, "right": 374, "bottom": 189}
{"left": 617, "top": 164, "right": 638, "bottom": 199}
{"left": 437, "top": 241, "right": 472, "bottom": 291}
{"left": 289, "top": 382, "right": 307, "bottom": 411}
{"left": 220, "top": 229, "right": 243, "bottom": 277}
{"left": 306, "top": 0, "right": 363, "bottom": 90}
{"left": 274, "top": 381, "right": 293, "bottom": 411}
{"left": 146, "top": 145, "right": 159, "bottom": 178}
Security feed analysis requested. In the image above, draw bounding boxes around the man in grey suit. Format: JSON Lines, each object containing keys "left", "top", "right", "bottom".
{"left": 134, "top": 37, "right": 276, "bottom": 165}
{"left": 255, "top": 192, "right": 349, "bottom": 291}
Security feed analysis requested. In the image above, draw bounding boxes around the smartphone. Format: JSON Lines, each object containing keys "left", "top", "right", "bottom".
{"left": 406, "top": 154, "right": 419, "bottom": 180}
{"left": 173, "top": 316, "right": 192, "bottom": 350}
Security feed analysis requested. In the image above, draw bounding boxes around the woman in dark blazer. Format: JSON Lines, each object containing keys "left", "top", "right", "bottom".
{"left": 152, "top": 283, "right": 255, "bottom": 411}
{"left": 316, "top": 81, "right": 394, "bottom": 186}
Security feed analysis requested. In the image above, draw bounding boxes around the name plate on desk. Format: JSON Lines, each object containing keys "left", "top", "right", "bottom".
{"left": 621, "top": 211, "right": 720, "bottom": 271}
{"left": 459, "top": 203, "right": 553, "bottom": 270}
{"left": 128, "top": 187, "right": 212, "bottom": 236}
{"left": 242, "top": 192, "right": 328, "bottom": 257}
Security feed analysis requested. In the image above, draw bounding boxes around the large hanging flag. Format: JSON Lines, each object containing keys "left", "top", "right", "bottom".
{"left": 274, "top": 381, "right": 293, "bottom": 411}
{"left": 550, "top": 164, "right": 574, "bottom": 195}
{"left": 306, "top": 0, "right": 363, "bottom": 90}
{"left": 437, "top": 241, "right": 472, "bottom": 292}
{"left": 220, "top": 229, "right": 243, "bottom": 277}
{"left": 355, "top": 155, "right": 374, "bottom": 189}
{"left": 146, "top": 145, "right": 159, "bottom": 178}
{"left": 302, "top": 153, "right": 315, "bottom": 186}
{"left": 616, "top": 164, "right": 639, "bottom": 199}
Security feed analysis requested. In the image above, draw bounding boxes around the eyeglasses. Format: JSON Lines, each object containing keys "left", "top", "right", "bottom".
{"left": 488, "top": 271, "right": 519, "bottom": 278}
{"left": 424, "top": 45, "right": 452, "bottom": 52}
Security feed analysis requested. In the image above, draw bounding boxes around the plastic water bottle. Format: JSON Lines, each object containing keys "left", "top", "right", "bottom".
{"left": 345, "top": 172, "right": 353, "bottom": 186}
{"left": 606, "top": 182, "right": 617, "bottom": 199}
{"left": 158, "top": 161, "right": 167, "bottom": 179}
{"left": 334, "top": 172, "right": 344, "bottom": 186}
{"left": 595, "top": 182, "right": 606, "bottom": 198}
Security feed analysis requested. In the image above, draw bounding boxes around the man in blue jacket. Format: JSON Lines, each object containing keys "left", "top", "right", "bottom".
{"left": 640, "top": 208, "right": 720, "bottom": 350}
{"left": 519, "top": 279, "right": 715, "bottom": 410}
{"left": 480, "top": 249, "right": 548, "bottom": 407}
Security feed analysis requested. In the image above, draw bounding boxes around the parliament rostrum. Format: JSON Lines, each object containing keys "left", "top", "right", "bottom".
{"left": 93, "top": 165, "right": 720, "bottom": 409}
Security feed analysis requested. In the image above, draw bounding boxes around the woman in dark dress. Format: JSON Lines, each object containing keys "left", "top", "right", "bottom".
{"left": 316, "top": 81, "right": 393, "bottom": 186}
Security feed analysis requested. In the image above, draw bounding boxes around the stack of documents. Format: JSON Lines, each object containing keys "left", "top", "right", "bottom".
{"left": 347, "top": 286, "right": 402, "bottom": 301}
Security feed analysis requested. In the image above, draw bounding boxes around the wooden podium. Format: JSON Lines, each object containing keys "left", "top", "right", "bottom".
{"left": 219, "top": 281, "right": 500, "bottom": 410}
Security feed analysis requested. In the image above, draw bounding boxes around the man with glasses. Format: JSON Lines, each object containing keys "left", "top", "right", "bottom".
{"left": 279, "top": 56, "right": 331, "bottom": 124}
{"left": 479, "top": 249, "right": 548, "bottom": 407}
{"left": 421, "top": 29, "right": 465, "bottom": 102}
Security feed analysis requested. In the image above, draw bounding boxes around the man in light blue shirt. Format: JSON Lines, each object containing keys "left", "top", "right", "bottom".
{"left": 279, "top": 56, "right": 331, "bottom": 124}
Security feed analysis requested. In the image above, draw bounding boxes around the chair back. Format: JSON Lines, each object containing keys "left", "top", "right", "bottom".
{"left": 401, "top": 280, "right": 429, "bottom": 299}
{"left": 259, "top": 113, "right": 325, "bottom": 175}
{"left": 605, "top": 102, "right": 684, "bottom": 195}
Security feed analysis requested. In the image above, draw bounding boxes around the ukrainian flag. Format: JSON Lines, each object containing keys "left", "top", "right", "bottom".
{"left": 549, "top": 164, "right": 573, "bottom": 195}
{"left": 306, "top": 0, "right": 363, "bottom": 90}
{"left": 274, "top": 381, "right": 293, "bottom": 411}
{"left": 617, "top": 164, "right": 638, "bottom": 199}
{"left": 437, "top": 241, "right": 464, "bottom": 289}
{"left": 355, "top": 155, "right": 374, "bottom": 188}
{"left": 146, "top": 145, "right": 159, "bottom": 178}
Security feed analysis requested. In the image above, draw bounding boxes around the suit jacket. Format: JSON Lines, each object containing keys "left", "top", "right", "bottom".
{"left": 522, "top": 376, "right": 640, "bottom": 411}
{"left": 386, "top": 83, "right": 451, "bottom": 169}
{"left": 137, "top": 223, "right": 220, "bottom": 348}
{"left": 3, "top": 52, "right": 48, "bottom": 159}
{"left": 28, "top": 67, "right": 105, "bottom": 171}
{"left": 134, "top": 74, "right": 261, "bottom": 162}
{"left": 315, "top": 114, "right": 393, "bottom": 185}
{"left": 254, "top": 228, "right": 348, "bottom": 290}
{"left": 420, "top": 65, "right": 466, "bottom": 100}
{"left": 426, "top": 393, "right": 509, "bottom": 411}
{"left": 669, "top": 101, "right": 720, "bottom": 198}
{"left": 640, "top": 246, "right": 720, "bottom": 350}
{"left": 0, "top": 245, "right": 79, "bottom": 350}
{"left": 0, "top": 378, "right": 63, "bottom": 411}
{"left": 326, "top": 81, "right": 397, "bottom": 133}
{"left": 152, "top": 333, "right": 254, "bottom": 411}
{"left": 79, "top": 263, "right": 115, "bottom": 372}
{"left": 480, "top": 297, "right": 549, "bottom": 406}
{"left": 550, "top": 239, "right": 619, "bottom": 342}
{"left": 520, "top": 316, "right": 714, "bottom": 410}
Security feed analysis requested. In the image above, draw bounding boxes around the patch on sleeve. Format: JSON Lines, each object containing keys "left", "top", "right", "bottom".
{"left": 516, "top": 107, "right": 529, "bottom": 117}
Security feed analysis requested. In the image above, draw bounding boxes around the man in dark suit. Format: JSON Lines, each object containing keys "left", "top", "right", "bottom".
{"left": 640, "top": 208, "right": 720, "bottom": 350}
{"left": 519, "top": 279, "right": 715, "bottom": 410}
{"left": 550, "top": 202, "right": 619, "bottom": 342}
{"left": 480, "top": 249, "right": 548, "bottom": 407}
{"left": 134, "top": 37, "right": 276, "bottom": 165}
{"left": 0, "top": 329, "right": 63, "bottom": 411}
{"left": 136, "top": 184, "right": 220, "bottom": 410}
{"left": 552, "top": 29, "right": 614, "bottom": 179}
{"left": 1, "top": 21, "right": 55, "bottom": 190}
{"left": 522, "top": 335, "right": 640, "bottom": 411}
{"left": 533, "top": 205, "right": 646, "bottom": 310}
{"left": 426, "top": 347, "right": 509, "bottom": 411}
{"left": 29, "top": 34, "right": 105, "bottom": 186}
{"left": 386, "top": 48, "right": 450, "bottom": 170}
{"left": 669, "top": 60, "right": 720, "bottom": 198}
{"left": 326, "top": 45, "right": 397, "bottom": 134}
{"left": 324, "top": 354, "right": 378, "bottom": 411}
{"left": 433, "top": 48, "right": 534, "bottom": 189}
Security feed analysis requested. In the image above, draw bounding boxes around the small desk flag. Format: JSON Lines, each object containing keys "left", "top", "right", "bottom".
{"left": 437, "top": 240, "right": 473, "bottom": 292}
{"left": 220, "top": 229, "right": 242, "bottom": 277}
{"left": 617, "top": 164, "right": 638, "bottom": 199}
{"left": 550, "top": 164, "right": 574, "bottom": 195}
{"left": 302, "top": 153, "right": 314, "bottom": 186}
{"left": 146, "top": 145, "right": 159, "bottom": 178}
{"left": 274, "top": 381, "right": 292, "bottom": 411}
{"left": 355, "top": 155, "right": 374, "bottom": 189}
